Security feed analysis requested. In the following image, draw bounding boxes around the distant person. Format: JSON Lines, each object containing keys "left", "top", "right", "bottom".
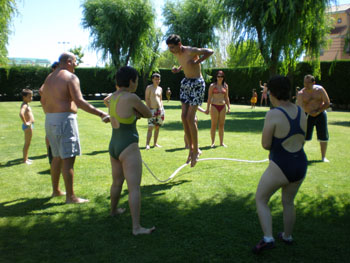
{"left": 40, "top": 52, "right": 109, "bottom": 204}
{"left": 260, "top": 81, "right": 268, "bottom": 106}
{"left": 167, "top": 34, "right": 213, "bottom": 167}
{"left": 145, "top": 73, "right": 164, "bottom": 150}
{"left": 251, "top": 89, "right": 258, "bottom": 109}
{"left": 108, "top": 66, "right": 155, "bottom": 235}
{"left": 204, "top": 70, "right": 230, "bottom": 148}
{"left": 19, "top": 89, "right": 34, "bottom": 164}
{"left": 39, "top": 61, "right": 59, "bottom": 164}
{"left": 297, "top": 74, "right": 330, "bottom": 162}
{"left": 166, "top": 87, "right": 172, "bottom": 102}
{"left": 253, "top": 76, "right": 307, "bottom": 254}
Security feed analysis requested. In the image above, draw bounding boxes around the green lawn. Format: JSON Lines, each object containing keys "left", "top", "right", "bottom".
{"left": 0, "top": 100, "right": 349, "bottom": 263}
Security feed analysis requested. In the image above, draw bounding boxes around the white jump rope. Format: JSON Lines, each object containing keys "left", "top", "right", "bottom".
{"left": 142, "top": 157, "right": 268, "bottom": 183}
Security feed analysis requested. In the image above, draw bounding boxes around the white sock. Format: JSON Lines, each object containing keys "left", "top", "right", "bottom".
{"left": 263, "top": 236, "right": 275, "bottom": 243}
{"left": 282, "top": 232, "right": 293, "bottom": 241}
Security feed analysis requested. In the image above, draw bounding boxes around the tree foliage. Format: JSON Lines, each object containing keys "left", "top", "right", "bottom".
{"left": 82, "top": 0, "right": 156, "bottom": 69}
{"left": 226, "top": 40, "right": 265, "bottom": 68}
{"left": 69, "top": 46, "right": 84, "bottom": 65}
{"left": 0, "top": 0, "right": 17, "bottom": 66}
{"left": 157, "top": 50, "right": 178, "bottom": 69}
{"left": 222, "top": 0, "right": 334, "bottom": 76}
{"left": 162, "top": 0, "right": 220, "bottom": 48}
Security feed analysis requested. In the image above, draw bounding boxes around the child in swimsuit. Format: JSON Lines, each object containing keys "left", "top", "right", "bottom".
{"left": 251, "top": 89, "right": 258, "bottom": 109}
{"left": 19, "top": 89, "right": 34, "bottom": 164}
{"left": 108, "top": 66, "right": 155, "bottom": 236}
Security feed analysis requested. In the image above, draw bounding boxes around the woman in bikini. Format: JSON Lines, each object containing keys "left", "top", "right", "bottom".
{"left": 108, "top": 66, "right": 155, "bottom": 235}
{"left": 205, "top": 71, "right": 230, "bottom": 147}
{"left": 252, "top": 76, "right": 307, "bottom": 253}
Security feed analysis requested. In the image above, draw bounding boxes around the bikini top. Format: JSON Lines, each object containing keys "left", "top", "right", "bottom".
{"left": 109, "top": 93, "right": 136, "bottom": 124}
{"left": 272, "top": 106, "right": 305, "bottom": 143}
{"left": 213, "top": 86, "right": 226, "bottom": 94}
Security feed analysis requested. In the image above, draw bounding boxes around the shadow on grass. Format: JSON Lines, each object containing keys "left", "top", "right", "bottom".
{"left": 0, "top": 188, "right": 349, "bottom": 262}
{"left": 88, "top": 101, "right": 107, "bottom": 108}
{"left": 84, "top": 150, "right": 109, "bottom": 156}
{"left": 329, "top": 121, "right": 350, "bottom": 127}
{"left": 165, "top": 145, "right": 212, "bottom": 153}
{"left": 37, "top": 169, "right": 51, "bottom": 175}
{"left": 164, "top": 104, "right": 182, "bottom": 110}
{"left": 0, "top": 154, "right": 47, "bottom": 168}
{"left": 0, "top": 197, "right": 64, "bottom": 217}
{"left": 308, "top": 160, "right": 323, "bottom": 165}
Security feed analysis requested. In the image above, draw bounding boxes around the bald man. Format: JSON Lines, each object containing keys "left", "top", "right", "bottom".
{"left": 41, "top": 52, "right": 109, "bottom": 203}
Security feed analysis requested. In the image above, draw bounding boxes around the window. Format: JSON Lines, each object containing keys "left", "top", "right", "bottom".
{"left": 337, "top": 18, "right": 342, "bottom": 24}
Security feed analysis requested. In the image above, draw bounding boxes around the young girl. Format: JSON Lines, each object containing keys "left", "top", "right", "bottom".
{"left": 251, "top": 89, "right": 258, "bottom": 109}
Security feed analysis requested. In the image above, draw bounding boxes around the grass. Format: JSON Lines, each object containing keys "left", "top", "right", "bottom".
{"left": 0, "top": 100, "right": 349, "bottom": 263}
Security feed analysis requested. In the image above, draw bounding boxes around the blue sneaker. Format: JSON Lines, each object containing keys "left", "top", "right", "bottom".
{"left": 252, "top": 239, "right": 275, "bottom": 254}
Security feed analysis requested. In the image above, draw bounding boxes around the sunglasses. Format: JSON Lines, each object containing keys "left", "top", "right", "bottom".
{"left": 217, "top": 75, "right": 224, "bottom": 78}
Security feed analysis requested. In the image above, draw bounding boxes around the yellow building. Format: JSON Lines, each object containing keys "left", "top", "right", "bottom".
{"left": 319, "top": 4, "right": 350, "bottom": 61}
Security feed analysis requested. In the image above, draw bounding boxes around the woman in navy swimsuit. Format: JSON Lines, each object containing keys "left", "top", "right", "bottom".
{"left": 253, "top": 76, "right": 308, "bottom": 254}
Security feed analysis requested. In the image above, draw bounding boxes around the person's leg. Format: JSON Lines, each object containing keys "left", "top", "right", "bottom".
{"left": 281, "top": 180, "right": 303, "bottom": 238}
{"left": 255, "top": 161, "right": 289, "bottom": 238}
{"left": 320, "top": 141, "right": 328, "bottom": 161}
{"left": 181, "top": 103, "right": 192, "bottom": 162}
{"left": 210, "top": 106, "right": 219, "bottom": 147}
{"left": 153, "top": 125, "right": 161, "bottom": 147}
{"left": 119, "top": 143, "right": 155, "bottom": 235}
{"left": 146, "top": 126, "right": 153, "bottom": 150}
{"left": 186, "top": 105, "right": 199, "bottom": 167}
{"left": 51, "top": 156, "right": 65, "bottom": 197}
{"left": 218, "top": 107, "right": 226, "bottom": 147}
{"left": 110, "top": 155, "right": 126, "bottom": 216}
{"left": 62, "top": 157, "right": 88, "bottom": 203}
{"left": 23, "top": 128, "right": 32, "bottom": 163}
{"left": 260, "top": 96, "right": 263, "bottom": 106}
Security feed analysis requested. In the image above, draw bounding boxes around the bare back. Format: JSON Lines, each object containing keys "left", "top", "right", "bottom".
{"left": 41, "top": 69, "right": 79, "bottom": 113}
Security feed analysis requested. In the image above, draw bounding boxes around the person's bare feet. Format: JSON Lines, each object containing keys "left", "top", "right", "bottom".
{"left": 220, "top": 143, "right": 227, "bottom": 148}
{"left": 110, "top": 208, "right": 126, "bottom": 217}
{"left": 146, "top": 145, "right": 150, "bottom": 150}
{"left": 133, "top": 226, "right": 156, "bottom": 236}
{"left": 211, "top": 144, "right": 215, "bottom": 148}
{"left": 154, "top": 144, "right": 162, "bottom": 148}
{"left": 190, "top": 151, "right": 198, "bottom": 167}
{"left": 66, "top": 196, "right": 89, "bottom": 204}
{"left": 51, "top": 190, "right": 66, "bottom": 197}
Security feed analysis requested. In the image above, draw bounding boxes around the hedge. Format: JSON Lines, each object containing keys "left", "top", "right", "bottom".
{"left": 1, "top": 62, "right": 350, "bottom": 109}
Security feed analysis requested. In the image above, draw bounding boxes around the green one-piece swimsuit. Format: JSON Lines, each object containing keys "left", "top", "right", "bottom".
{"left": 108, "top": 93, "right": 139, "bottom": 160}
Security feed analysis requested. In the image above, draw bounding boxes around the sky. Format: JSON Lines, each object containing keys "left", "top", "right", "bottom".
{"left": 7, "top": 0, "right": 350, "bottom": 67}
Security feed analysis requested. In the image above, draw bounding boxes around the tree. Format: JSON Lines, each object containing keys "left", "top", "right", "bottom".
{"left": 82, "top": 0, "right": 156, "bottom": 69}
{"left": 0, "top": 0, "right": 18, "bottom": 66}
{"left": 157, "top": 50, "right": 178, "bottom": 69}
{"left": 226, "top": 40, "right": 265, "bottom": 68}
{"left": 162, "top": 0, "right": 220, "bottom": 48}
{"left": 222, "top": 0, "right": 334, "bottom": 76}
{"left": 69, "top": 46, "right": 84, "bottom": 65}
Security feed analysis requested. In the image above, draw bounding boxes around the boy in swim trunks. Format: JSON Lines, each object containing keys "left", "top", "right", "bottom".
{"left": 166, "top": 34, "right": 213, "bottom": 167}
{"left": 19, "top": 89, "right": 35, "bottom": 164}
{"left": 166, "top": 87, "right": 171, "bottom": 102}
{"left": 297, "top": 74, "right": 331, "bottom": 162}
{"left": 145, "top": 73, "right": 165, "bottom": 150}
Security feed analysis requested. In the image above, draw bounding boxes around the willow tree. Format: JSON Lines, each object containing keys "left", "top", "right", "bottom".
{"left": 222, "top": 0, "right": 334, "bottom": 76}
{"left": 0, "top": 0, "right": 18, "bottom": 65}
{"left": 162, "top": 0, "right": 220, "bottom": 48}
{"left": 82, "top": 0, "right": 156, "bottom": 70}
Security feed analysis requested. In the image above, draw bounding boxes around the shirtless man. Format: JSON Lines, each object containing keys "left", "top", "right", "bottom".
{"left": 260, "top": 81, "right": 268, "bottom": 106}
{"left": 41, "top": 52, "right": 109, "bottom": 203}
{"left": 297, "top": 74, "right": 331, "bottom": 162}
{"left": 145, "top": 73, "right": 164, "bottom": 150}
{"left": 166, "top": 34, "right": 213, "bottom": 167}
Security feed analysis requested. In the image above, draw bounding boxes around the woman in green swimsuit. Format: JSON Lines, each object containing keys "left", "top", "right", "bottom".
{"left": 108, "top": 66, "right": 155, "bottom": 235}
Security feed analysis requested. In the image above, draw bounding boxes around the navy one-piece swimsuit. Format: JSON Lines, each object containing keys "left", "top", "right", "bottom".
{"left": 270, "top": 107, "right": 308, "bottom": 182}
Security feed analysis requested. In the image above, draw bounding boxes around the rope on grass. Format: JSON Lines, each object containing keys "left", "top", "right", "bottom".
{"left": 142, "top": 157, "right": 269, "bottom": 183}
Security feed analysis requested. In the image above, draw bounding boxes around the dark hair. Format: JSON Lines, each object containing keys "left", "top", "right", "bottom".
{"left": 151, "top": 72, "right": 161, "bottom": 79}
{"left": 267, "top": 75, "right": 291, "bottom": 100}
{"left": 51, "top": 61, "right": 59, "bottom": 70}
{"left": 22, "top": 89, "right": 33, "bottom": 97}
{"left": 214, "top": 70, "right": 226, "bottom": 86}
{"left": 115, "top": 66, "right": 138, "bottom": 87}
{"left": 166, "top": 34, "right": 181, "bottom": 45}
{"left": 58, "top": 52, "right": 75, "bottom": 64}
{"left": 304, "top": 74, "right": 315, "bottom": 83}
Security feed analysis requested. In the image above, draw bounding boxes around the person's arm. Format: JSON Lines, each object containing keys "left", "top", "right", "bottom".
{"left": 225, "top": 84, "right": 230, "bottom": 113}
{"left": 68, "top": 74, "right": 109, "bottom": 121}
{"left": 296, "top": 92, "right": 304, "bottom": 108}
{"left": 159, "top": 87, "right": 163, "bottom": 108}
{"left": 103, "top": 93, "right": 112, "bottom": 108}
{"left": 145, "top": 86, "right": 151, "bottom": 108}
{"left": 261, "top": 110, "right": 276, "bottom": 150}
{"left": 205, "top": 84, "right": 214, "bottom": 114}
{"left": 171, "top": 65, "right": 182, "bottom": 74}
{"left": 131, "top": 94, "right": 152, "bottom": 118}
{"left": 318, "top": 87, "right": 330, "bottom": 113}
{"left": 19, "top": 104, "right": 30, "bottom": 125}
{"left": 259, "top": 81, "right": 264, "bottom": 90}
{"left": 189, "top": 47, "right": 214, "bottom": 64}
